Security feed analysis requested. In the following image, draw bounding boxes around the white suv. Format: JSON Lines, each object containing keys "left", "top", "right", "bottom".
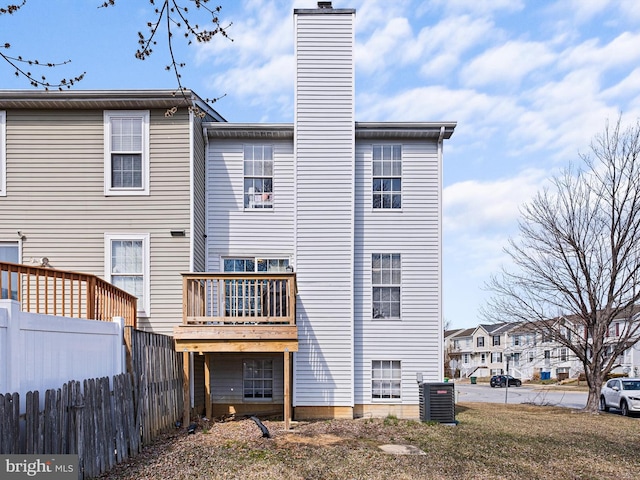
{"left": 600, "top": 378, "right": 640, "bottom": 416}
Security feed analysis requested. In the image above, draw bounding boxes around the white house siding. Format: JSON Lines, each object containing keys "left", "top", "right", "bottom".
{"left": 191, "top": 114, "right": 209, "bottom": 273}
{"left": 354, "top": 140, "right": 442, "bottom": 407}
{"left": 293, "top": 9, "right": 356, "bottom": 408}
{"left": 0, "top": 108, "right": 195, "bottom": 334}
{"left": 205, "top": 138, "right": 295, "bottom": 272}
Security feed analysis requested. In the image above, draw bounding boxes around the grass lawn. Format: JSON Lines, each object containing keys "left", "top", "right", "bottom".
{"left": 98, "top": 402, "right": 640, "bottom": 480}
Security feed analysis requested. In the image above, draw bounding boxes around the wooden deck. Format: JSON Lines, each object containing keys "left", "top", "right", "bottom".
{"left": 174, "top": 272, "right": 298, "bottom": 353}
{"left": 0, "top": 261, "right": 137, "bottom": 328}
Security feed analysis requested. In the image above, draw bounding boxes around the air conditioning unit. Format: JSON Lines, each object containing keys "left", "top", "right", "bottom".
{"left": 419, "top": 383, "right": 455, "bottom": 423}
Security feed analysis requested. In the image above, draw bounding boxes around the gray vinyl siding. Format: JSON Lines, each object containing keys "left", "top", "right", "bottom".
{"left": 0, "top": 108, "right": 194, "bottom": 334}
{"left": 293, "top": 11, "right": 355, "bottom": 407}
{"left": 209, "top": 353, "right": 284, "bottom": 404}
{"left": 206, "top": 139, "right": 295, "bottom": 269}
{"left": 354, "top": 140, "right": 442, "bottom": 405}
{"left": 192, "top": 114, "right": 208, "bottom": 273}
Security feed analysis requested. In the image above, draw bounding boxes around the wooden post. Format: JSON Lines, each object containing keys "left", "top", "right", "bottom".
{"left": 284, "top": 349, "right": 291, "bottom": 430}
{"left": 182, "top": 351, "right": 190, "bottom": 425}
{"left": 204, "top": 353, "right": 212, "bottom": 420}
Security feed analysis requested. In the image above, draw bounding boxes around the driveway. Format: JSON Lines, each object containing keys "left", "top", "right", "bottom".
{"left": 454, "top": 383, "right": 588, "bottom": 409}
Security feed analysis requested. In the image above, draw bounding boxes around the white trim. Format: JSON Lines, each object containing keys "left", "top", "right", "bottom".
{"left": 103, "top": 110, "right": 150, "bottom": 196}
{"left": 104, "top": 233, "right": 151, "bottom": 317}
{"left": 0, "top": 111, "right": 6, "bottom": 196}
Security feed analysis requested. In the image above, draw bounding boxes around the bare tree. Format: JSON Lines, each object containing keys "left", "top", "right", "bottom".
{"left": 2, "top": 0, "right": 230, "bottom": 107}
{"left": 484, "top": 118, "right": 640, "bottom": 413}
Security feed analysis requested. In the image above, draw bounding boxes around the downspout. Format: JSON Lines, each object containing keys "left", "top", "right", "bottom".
{"left": 437, "top": 125, "right": 445, "bottom": 381}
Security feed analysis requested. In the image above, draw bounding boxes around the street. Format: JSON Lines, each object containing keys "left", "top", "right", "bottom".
{"left": 454, "top": 383, "right": 588, "bottom": 409}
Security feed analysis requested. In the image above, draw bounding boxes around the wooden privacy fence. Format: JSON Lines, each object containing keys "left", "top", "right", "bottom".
{"left": 125, "top": 327, "right": 184, "bottom": 445}
{"left": 0, "top": 329, "right": 184, "bottom": 479}
{"left": 0, "top": 375, "right": 140, "bottom": 479}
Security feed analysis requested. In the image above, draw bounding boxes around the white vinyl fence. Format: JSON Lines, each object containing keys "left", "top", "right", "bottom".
{"left": 0, "top": 299, "right": 125, "bottom": 412}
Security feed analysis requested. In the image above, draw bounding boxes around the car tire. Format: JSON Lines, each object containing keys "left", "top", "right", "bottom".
{"left": 515, "top": 381, "right": 521, "bottom": 387}
{"left": 621, "top": 400, "right": 629, "bottom": 417}
{"left": 599, "top": 396, "right": 609, "bottom": 412}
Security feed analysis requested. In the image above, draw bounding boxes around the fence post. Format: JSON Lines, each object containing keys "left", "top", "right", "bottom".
{"left": 113, "top": 317, "right": 125, "bottom": 375}
{"left": 3, "top": 300, "right": 22, "bottom": 404}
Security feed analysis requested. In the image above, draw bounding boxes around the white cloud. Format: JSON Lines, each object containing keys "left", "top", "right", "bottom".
{"left": 559, "top": 32, "right": 640, "bottom": 72}
{"left": 355, "top": 17, "right": 413, "bottom": 75}
{"left": 428, "top": 0, "right": 524, "bottom": 16}
{"left": 461, "top": 41, "right": 556, "bottom": 88}
{"left": 443, "top": 169, "right": 548, "bottom": 234}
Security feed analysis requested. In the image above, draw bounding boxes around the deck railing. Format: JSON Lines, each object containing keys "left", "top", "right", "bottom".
{"left": 182, "top": 272, "right": 296, "bottom": 325}
{"left": 0, "top": 261, "right": 137, "bottom": 328}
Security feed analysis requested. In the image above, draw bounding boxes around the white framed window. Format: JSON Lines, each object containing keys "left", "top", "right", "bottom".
{"left": 372, "top": 360, "right": 401, "bottom": 400}
{"left": 0, "top": 111, "right": 6, "bottom": 196}
{"left": 491, "top": 352, "right": 502, "bottom": 363}
{"left": 0, "top": 241, "right": 19, "bottom": 300}
{"left": 477, "top": 336, "right": 485, "bottom": 347}
{"left": 512, "top": 352, "right": 521, "bottom": 367}
{"left": 223, "top": 257, "right": 290, "bottom": 316}
{"left": 492, "top": 335, "right": 501, "bottom": 346}
{"left": 559, "top": 348, "right": 568, "bottom": 362}
{"left": 462, "top": 353, "right": 470, "bottom": 364}
{"left": 528, "top": 351, "right": 535, "bottom": 363}
{"left": 104, "top": 111, "right": 150, "bottom": 196}
{"left": 105, "top": 233, "right": 150, "bottom": 317}
{"left": 243, "top": 359, "right": 273, "bottom": 399}
{"left": 372, "top": 253, "right": 401, "bottom": 319}
{"left": 372, "top": 144, "right": 402, "bottom": 209}
{"left": 244, "top": 145, "right": 273, "bottom": 209}
{"left": 480, "top": 353, "right": 486, "bottom": 364}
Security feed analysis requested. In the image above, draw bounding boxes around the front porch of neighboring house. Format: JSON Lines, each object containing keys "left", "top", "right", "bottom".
{"left": 173, "top": 273, "right": 298, "bottom": 430}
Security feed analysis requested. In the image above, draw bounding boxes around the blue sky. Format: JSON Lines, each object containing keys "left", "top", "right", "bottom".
{"left": 3, "top": 0, "right": 640, "bottom": 329}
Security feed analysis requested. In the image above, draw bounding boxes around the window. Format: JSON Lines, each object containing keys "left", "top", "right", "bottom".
{"left": 105, "top": 234, "right": 150, "bottom": 316}
{"left": 0, "top": 111, "right": 5, "bottom": 196}
{"left": 372, "top": 145, "right": 401, "bottom": 209}
{"left": 453, "top": 340, "right": 460, "bottom": 350}
{"left": 513, "top": 335, "right": 521, "bottom": 346}
{"left": 493, "top": 335, "right": 501, "bottom": 346}
{"left": 244, "top": 145, "right": 273, "bottom": 209}
{"left": 477, "top": 336, "right": 485, "bottom": 347}
{"left": 223, "top": 257, "right": 290, "bottom": 316}
{"left": 0, "top": 241, "right": 19, "bottom": 299}
{"left": 559, "top": 348, "right": 568, "bottom": 362}
{"left": 372, "top": 253, "right": 401, "bottom": 319}
{"left": 104, "top": 111, "right": 149, "bottom": 195}
{"left": 243, "top": 359, "right": 273, "bottom": 399}
{"left": 462, "top": 353, "right": 470, "bottom": 364}
{"left": 544, "top": 350, "right": 551, "bottom": 367}
{"left": 528, "top": 351, "right": 535, "bottom": 363}
{"left": 372, "top": 360, "right": 401, "bottom": 400}
{"left": 491, "top": 352, "right": 502, "bottom": 363}
{"left": 512, "top": 352, "right": 521, "bottom": 367}
{"left": 480, "top": 353, "right": 487, "bottom": 364}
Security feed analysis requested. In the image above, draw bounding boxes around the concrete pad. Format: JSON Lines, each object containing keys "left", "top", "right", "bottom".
{"left": 378, "top": 444, "right": 426, "bottom": 455}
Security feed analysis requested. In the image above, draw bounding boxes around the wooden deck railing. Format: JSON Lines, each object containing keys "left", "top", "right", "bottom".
{"left": 182, "top": 272, "right": 296, "bottom": 325}
{"left": 0, "top": 261, "right": 137, "bottom": 328}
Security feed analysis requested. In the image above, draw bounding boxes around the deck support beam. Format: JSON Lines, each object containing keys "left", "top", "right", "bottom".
{"left": 204, "top": 353, "right": 212, "bottom": 420}
{"left": 182, "top": 351, "right": 190, "bottom": 425}
{"left": 284, "top": 350, "right": 291, "bottom": 430}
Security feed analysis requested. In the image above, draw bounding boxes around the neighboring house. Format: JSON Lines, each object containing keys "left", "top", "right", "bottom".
{"left": 1, "top": 2, "right": 455, "bottom": 422}
{"left": 447, "top": 314, "right": 640, "bottom": 381}
{"left": 0, "top": 89, "right": 224, "bottom": 333}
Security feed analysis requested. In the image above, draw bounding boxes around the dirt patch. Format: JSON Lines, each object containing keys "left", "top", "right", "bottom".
{"left": 278, "top": 433, "right": 344, "bottom": 446}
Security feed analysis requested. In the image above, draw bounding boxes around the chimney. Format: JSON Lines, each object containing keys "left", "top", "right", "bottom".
{"left": 318, "top": 1, "right": 332, "bottom": 7}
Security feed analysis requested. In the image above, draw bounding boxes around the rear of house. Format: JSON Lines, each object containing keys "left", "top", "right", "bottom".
{"left": 179, "top": 2, "right": 455, "bottom": 421}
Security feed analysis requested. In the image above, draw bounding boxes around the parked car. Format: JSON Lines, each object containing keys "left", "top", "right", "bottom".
{"left": 600, "top": 378, "right": 640, "bottom": 416}
{"left": 490, "top": 375, "right": 522, "bottom": 388}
